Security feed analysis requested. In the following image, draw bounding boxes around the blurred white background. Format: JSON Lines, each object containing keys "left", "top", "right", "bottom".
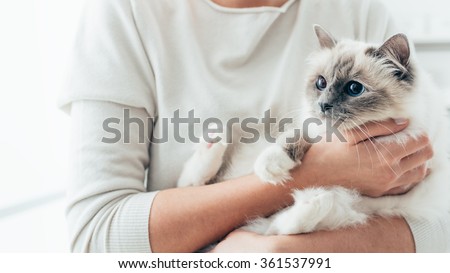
{"left": 0, "top": 0, "right": 449, "bottom": 252}
{"left": 0, "top": 0, "right": 84, "bottom": 252}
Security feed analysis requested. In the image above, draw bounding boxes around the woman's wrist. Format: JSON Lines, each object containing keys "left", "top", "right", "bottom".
{"left": 149, "top": 173, "right": 298, "bottom": 252}
{"left": 288, "top": 161, "right": 319, "bottom": 190}
{"left": 265, "top": 216, "right": 415, "bottom": 253}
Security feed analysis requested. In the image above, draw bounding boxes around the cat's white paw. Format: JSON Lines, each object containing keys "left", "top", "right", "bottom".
{"left": 177, "top": 140, "right": 228, "bottom": 187}
{"left": 254, "top": 145, "right": 297, "bottom": 185}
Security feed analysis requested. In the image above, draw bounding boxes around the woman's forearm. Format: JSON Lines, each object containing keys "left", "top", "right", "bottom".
{"left": 272, "top": 217, "right": 415, "bottom": 252}
{"left": 149, "top": 118, "right": 430, "bottom": 253}
{"left": 149, "top": 174, "right": 296, "bottom": 253}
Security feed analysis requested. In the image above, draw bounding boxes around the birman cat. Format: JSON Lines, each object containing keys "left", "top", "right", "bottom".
{"left": 178, "top": 25, "right": 450, "bottom": 235}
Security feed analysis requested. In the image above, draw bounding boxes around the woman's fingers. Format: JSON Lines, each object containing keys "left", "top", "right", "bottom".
{"left": 345, "top": 119, "right": 409, "bottom": 144}
{"left": 355, "top": 132, "right": 431, "bottom": 166}
{"left": 386, "top": 165, "right": 430, "bottom": 195}
{"left": 398, "top": 145, "right": 434, "bottom": 173}
{"left": 372, "top": 141, "right": 432, "bottom": 196}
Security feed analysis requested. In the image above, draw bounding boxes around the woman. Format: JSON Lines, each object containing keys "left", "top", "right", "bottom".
{"left": 60, "top": 0, "right": 450, "bottom": 252}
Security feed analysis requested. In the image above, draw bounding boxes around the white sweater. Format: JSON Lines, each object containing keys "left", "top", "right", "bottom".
{"left": 60, "top": 0, "right": 450, "bottom": 252}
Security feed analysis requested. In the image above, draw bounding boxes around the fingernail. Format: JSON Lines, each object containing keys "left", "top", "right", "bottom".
{"left": 394, "top": 118, "right": 408, "bottom": 125}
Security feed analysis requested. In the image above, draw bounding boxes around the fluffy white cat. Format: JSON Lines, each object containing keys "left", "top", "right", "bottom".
{"left": 178, "top": 25, "right": 450, "bottom": 236}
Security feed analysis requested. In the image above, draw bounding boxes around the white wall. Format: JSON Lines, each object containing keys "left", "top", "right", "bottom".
{"left": 382, "top": 0, "right": 450, "bottom": 93}
{"left": 0, "top": 0, "right": 86, "bottom": 252}
{"left": 380, "top": 0, "right": 450, "bottom": 42}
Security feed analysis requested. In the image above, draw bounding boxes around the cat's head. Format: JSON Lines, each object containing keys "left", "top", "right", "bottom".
{"left": 305, "top": 25, "right": 416, "bottom": 128}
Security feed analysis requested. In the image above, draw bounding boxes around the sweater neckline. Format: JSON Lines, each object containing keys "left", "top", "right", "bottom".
{"left": 203, "top": 0, "right": 298, "bottom": 14}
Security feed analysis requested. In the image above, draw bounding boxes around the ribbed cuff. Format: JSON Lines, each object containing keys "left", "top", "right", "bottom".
{"left": 107, "top": 191, "right": 158, "bottom": 252}
{"left": 404, "top": 215, "right": 448, "bottom": 253}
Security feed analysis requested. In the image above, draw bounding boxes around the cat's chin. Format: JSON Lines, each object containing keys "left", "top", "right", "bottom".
{"left": 315, "top": 113, "right": 354, "bottom": 128}
{"left": 334, "top": 118, "right": 369, "bottom": 132}
{"left": 315, "top": 111, "right": 348, "bottom": 123}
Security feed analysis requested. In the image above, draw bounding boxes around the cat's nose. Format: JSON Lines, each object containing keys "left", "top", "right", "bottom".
{"left": 319, "top": 102, "right": 333, "bottom": 113}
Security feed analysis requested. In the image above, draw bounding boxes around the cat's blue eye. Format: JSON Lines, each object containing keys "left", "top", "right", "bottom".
{"left": 315, "top": 76, "right": 327, "bottom": 91}
{"left": 345, "top": 81, "right": 366, "bottom": 97}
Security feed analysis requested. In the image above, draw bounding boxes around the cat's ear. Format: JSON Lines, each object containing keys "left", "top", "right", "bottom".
{"left": 377, "top": 34, "right": 410, "bottom": 68}
{"left": 314, "top": 25, "right": 337, "bottom": 49}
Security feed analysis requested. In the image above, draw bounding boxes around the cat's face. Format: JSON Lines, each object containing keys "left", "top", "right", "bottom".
{"left": 305, "top": 25, "right": 416, "bottom": 129}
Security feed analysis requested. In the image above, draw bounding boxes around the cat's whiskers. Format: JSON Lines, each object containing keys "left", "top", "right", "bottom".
{"left": 350, "top": 125, "right": 362, "bottom": 173}
{"left": 348, "top": 119, "right": 375, "bottom": 175}
{"left": 342, "top": 122, "right": 362, "bottom": 175}
{"left": 349, "top": 119, "right": 400, "bottom": 177}
{"left": 353, "top": 117, "right": 399, "bottom": 167}
{"left": 329, "top": 112, "right": 362, "bottom": 171}
{"left": 370, "top": 120, "right": 408, "bottom": 153}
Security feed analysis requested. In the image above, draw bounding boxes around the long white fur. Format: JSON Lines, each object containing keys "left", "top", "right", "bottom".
{"left": 245, "top": 65, "right": 450, "bottom": 235}
{"left": 177, "top": 31, "right": 450, "bottom": 236}
{"left": 244, "top": 41, "right": 450, "bottom": 234}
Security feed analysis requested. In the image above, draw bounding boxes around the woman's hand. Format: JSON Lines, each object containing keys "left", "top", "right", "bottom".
{"left": 210, "top": 230, "right": 277, "bottom": 253}
{"left": 292, "top": 119, "right": 433, "bottom": 197}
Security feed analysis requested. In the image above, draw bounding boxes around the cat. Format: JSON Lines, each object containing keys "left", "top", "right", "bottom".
{"left": 177, "top": 25, "right": 450, "bottom": 235}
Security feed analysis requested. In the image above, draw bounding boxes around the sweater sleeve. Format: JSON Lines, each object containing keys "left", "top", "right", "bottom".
{"left": 363, "top": 0, "right": 450, "bottom": 253}
{"left": 67, "top": 100, "right": 157, "bottom": 252}
{"left": 60, "top": 0, "right": 159, "bottom": 252}
{"left": 58, "top": 0, "right": 157, "bottom": 116}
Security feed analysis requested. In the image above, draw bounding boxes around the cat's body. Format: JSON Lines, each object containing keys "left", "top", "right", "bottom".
{"left": 178, "top": 26, "right": 450, "bottom": 235}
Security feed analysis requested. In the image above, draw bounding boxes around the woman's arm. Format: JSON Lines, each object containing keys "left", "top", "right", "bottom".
{"left": 276, "top": 217, "right": 416, "bottom": 252}
{"left": 149, "top": 174, "right": 295, "bottom": 253}
{"left": 67, "top": 99, "right": 298, "bottom": 253}
{"left": 212, "top": 217, "right": 415, "bottom": 253}
{"left": 69, "top": 100, "right": 432, "bottom": 253}
{"left": 68, "top": 100, "right": 155, "bottom": 252}
{"left": 151, "top": 120, "right": 433, "bottom": 253}
{"left": 210, "top": 121, "right": 436, "bottom": 253}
